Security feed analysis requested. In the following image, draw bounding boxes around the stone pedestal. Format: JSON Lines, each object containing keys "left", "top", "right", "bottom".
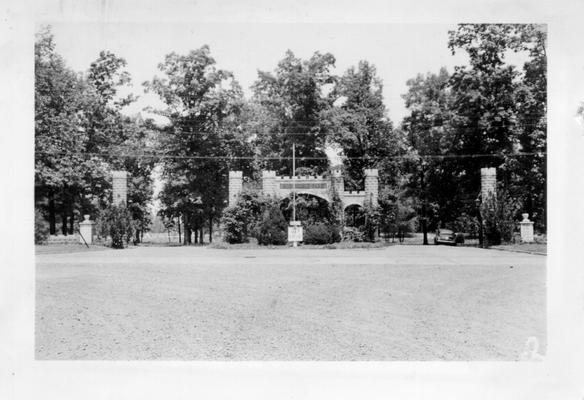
{"left": 79, "top": 214, "right": 94, "bottom": 245}
{"left": 520, "top": 213, "right": 534, "bottom": 243}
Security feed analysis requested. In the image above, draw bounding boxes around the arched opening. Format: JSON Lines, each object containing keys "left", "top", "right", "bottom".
{"left": 344, "top": 204, "right": 365, "bottom": 228}
{"left": 280, "top": 193, "right": 333, "bottom": 224}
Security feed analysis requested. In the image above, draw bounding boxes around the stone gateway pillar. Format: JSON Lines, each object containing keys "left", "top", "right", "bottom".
{"left": 364, "top": 169, "right": 379, "bottom": 207}
{"left": 112, "top": 170, "right": 128, "bottom": 205}
{"left": 480, "top": 167, "right": 497, "bottom": 201}
{"left": 261, "top": 170, "right": 277, "bottom": 197}
{"left": 228, "top": 171, "right": 243, "bottom": 207}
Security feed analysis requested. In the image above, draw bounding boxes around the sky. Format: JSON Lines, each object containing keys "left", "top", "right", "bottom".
{"left": 48, "top": 22, "right": 474, "bottom": 125}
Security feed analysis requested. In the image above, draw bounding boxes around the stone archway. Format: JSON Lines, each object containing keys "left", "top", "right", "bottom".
{"left": 228, "top": 169, "right": 379, "bottom": 210}
{"left": 344, "top": 204, "right": 365, "bottom": 228}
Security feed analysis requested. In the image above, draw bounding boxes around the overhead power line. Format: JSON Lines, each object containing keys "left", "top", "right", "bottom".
{"left": 35, "top": 150, "right": 547, "bottom": 161}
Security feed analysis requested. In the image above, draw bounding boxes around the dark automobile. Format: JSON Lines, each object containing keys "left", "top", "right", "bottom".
{"left": 434, "top": 228, "right": 459, "bottom": 245}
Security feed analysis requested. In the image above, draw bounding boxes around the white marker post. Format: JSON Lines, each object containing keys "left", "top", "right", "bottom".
{"left": 289, "top": 142, "right": 302, "bottom": 247}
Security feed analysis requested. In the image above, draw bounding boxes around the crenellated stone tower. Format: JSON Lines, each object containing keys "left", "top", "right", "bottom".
{"left": 331, "top": 169, "right": 344, "bottom": 195}
{"left": 364, "top": 169, "right": 379, "bottom": 207}
{"left": 261, "top": 170, "right": 277, "bottom": 197}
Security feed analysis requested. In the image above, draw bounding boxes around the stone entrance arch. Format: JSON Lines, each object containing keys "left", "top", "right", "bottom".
{"left": 228, "top": 169, "right": 379, "bottom": 210}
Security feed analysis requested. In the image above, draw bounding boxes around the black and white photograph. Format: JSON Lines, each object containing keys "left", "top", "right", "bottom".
{"left": 2, "top": 0, "right": 584, "bottom": 399}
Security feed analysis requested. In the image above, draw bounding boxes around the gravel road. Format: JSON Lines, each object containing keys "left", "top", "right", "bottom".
{"left": 36, "top": 245, "right": 546, "bottom": 360}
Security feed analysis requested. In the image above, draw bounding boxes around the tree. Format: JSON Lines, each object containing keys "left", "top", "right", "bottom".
{"left": 324, "top": 61, "right": 399, "bottom": 189}
{"left": 401, "top": 68, "right": 456, "bottom": 243}
{"left": 447, "top": 24, "right": 547, "bottom": 232}
{"left": 251, "top": 50, "right": 336, "bottom": 175}
{"left": 145, "top": 46, "right": 253, "bottom": 244}
{"left": 35, "top": 26, "right": 103, "bottom": 235}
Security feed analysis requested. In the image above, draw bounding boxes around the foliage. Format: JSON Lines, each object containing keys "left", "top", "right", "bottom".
{"left": 35, "top": 209, "right": 50, "bottom": 244}
{"left": 254, "top": 203, "right": 288, "bottom": 246}
{"left": 98, "top": 204, "right": 134, "bottom": 248}
{"left": 219, "top": 191, "right": 264, "bottom": 243}
{"left": 250, "top": 50, "right": 336, "bottom": 175}
{"left": 35, "top": 27, "right": 152, "bottom": 240}
{"left": 480, "top": 188, "right": 522, "bottom": 246}
{"left": 146, "top": 46, "right": 254, "bottom": 244}
{"left": 450, "top": 212, "right": 481, "bottom": 238}
{"left": 362, "top": 205, "right": 381, "bottom": 242}
{"left": 303, "top": 222, "right": 341, "bottom": 245}
{"left": 378, "top": 188, "right": 418, "bottom": 238}
{"left": 324, "top": 61, "right": 400, "bottom": 189}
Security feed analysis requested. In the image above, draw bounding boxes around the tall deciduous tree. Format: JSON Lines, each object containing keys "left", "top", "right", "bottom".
{"left": 324, "top": 60, "right": 399, "bottom": 190}
{"left": 402, "top": 67, "right": 457, "bottom": 242}
{"left": 251, "top": 50, "right": 336, "bottom": 175}
{"left": 35, "top": 27, "right": 102, "bottom": 235}
{"left": 145, "top": 46, "right": 252, "bottom": 244}
{"left": 447, "top": 23, "right": 547, "bottom": 231}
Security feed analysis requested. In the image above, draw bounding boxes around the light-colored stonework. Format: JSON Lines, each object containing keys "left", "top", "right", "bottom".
{"left": 480, "top": 167, "right": 497, "bottom": 200}
{"left": 112, "top": 170, "right": 128, "bottom": 205}
{"left": 228, "top": 169, "right": 379, "bottom": 210}
{"left": 519, "top": 213, "right": 534, "bottom": 243}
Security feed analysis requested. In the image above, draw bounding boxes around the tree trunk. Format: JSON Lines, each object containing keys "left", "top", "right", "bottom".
{"left": 177, "top": 216, "right": 182, "bottom": 243}
{"left": 183, "top": 213, "right": 191, "bottom": 245}
{"left": 68, "top": 201, "right": 74, "bottom": 235}
{"left": 420, "top": 166, "right": 428, "bottom": 245}
{"left": 61, "top": 196, "right": 68, "bottom": 235}
{"left": 135, "top": 229, "right": 141, "bottom": 244}
{"left": 194, "top": 227, "right": 198, "bottom": 244}
{"left": 199, "top": 227, "right": 204, "bottom": 245}
{"left": 208, "top": 215, "right": 213, "bottom": 243}
{"left": 48, "top": 189, "right": 56, "bottom": 235}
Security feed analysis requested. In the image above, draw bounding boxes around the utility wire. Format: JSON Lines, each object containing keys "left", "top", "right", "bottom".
{"left": 35, "top": 150, "right": 546, "bottom": 160}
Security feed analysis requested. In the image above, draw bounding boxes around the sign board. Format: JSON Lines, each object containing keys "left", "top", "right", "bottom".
{"left": 288, "top": 224, "right": 303, "bottom": 242}
{"left": 280, "top": 183, "right": 327, "bottom": 190}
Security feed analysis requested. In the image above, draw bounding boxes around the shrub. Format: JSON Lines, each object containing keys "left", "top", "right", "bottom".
{"left": 255, "top": 204, "right": 288, "bottom": 246}
{"left": 221, "top": 205, "right": 248, "bottom": 244}
{"left": 303, "top": 222, "right": 341, "bottom": 245}
{"left": 220, "top": 191, "right": 264, "bottom": 244}
{"left": 98, "top": 204, "right": 134, "bottom": 249}
{"left": 34, "top": 209, "right": 50, "bottom": 244}
{"left": 452, "top": 213, "right": 480, "bottom": 238}
{"left": 480, "top": 189, "right": 521, "bottom": 246}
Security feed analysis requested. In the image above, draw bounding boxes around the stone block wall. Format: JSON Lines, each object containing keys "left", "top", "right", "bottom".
{"left": 112, "top": 170, "right": 128, "bottom": 205}
{"left": 228, "top": 171, "right": 243, "bottom": 207}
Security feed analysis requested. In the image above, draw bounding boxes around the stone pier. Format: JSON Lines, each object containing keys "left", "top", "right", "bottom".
{"left": 228, "top": 171, "right": 243, "bottom": 207}
{"left": 112, "top": 170, "right": 128, "bottom": 205}
{"left": 480, "top": 167, "right": 497, "bottom": 201}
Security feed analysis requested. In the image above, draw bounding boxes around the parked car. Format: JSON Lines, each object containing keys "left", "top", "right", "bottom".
{"left": 434, "top": 228, "right": 461, "bottom": 245}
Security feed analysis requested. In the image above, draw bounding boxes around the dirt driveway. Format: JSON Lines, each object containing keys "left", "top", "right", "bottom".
{"left": 36, "top": 245, "right": 546, "bottom": 360}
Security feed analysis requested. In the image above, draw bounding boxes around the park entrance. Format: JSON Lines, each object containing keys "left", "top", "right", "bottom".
{"left": 228, "top": 169, "right": 379, "bottom": 211}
